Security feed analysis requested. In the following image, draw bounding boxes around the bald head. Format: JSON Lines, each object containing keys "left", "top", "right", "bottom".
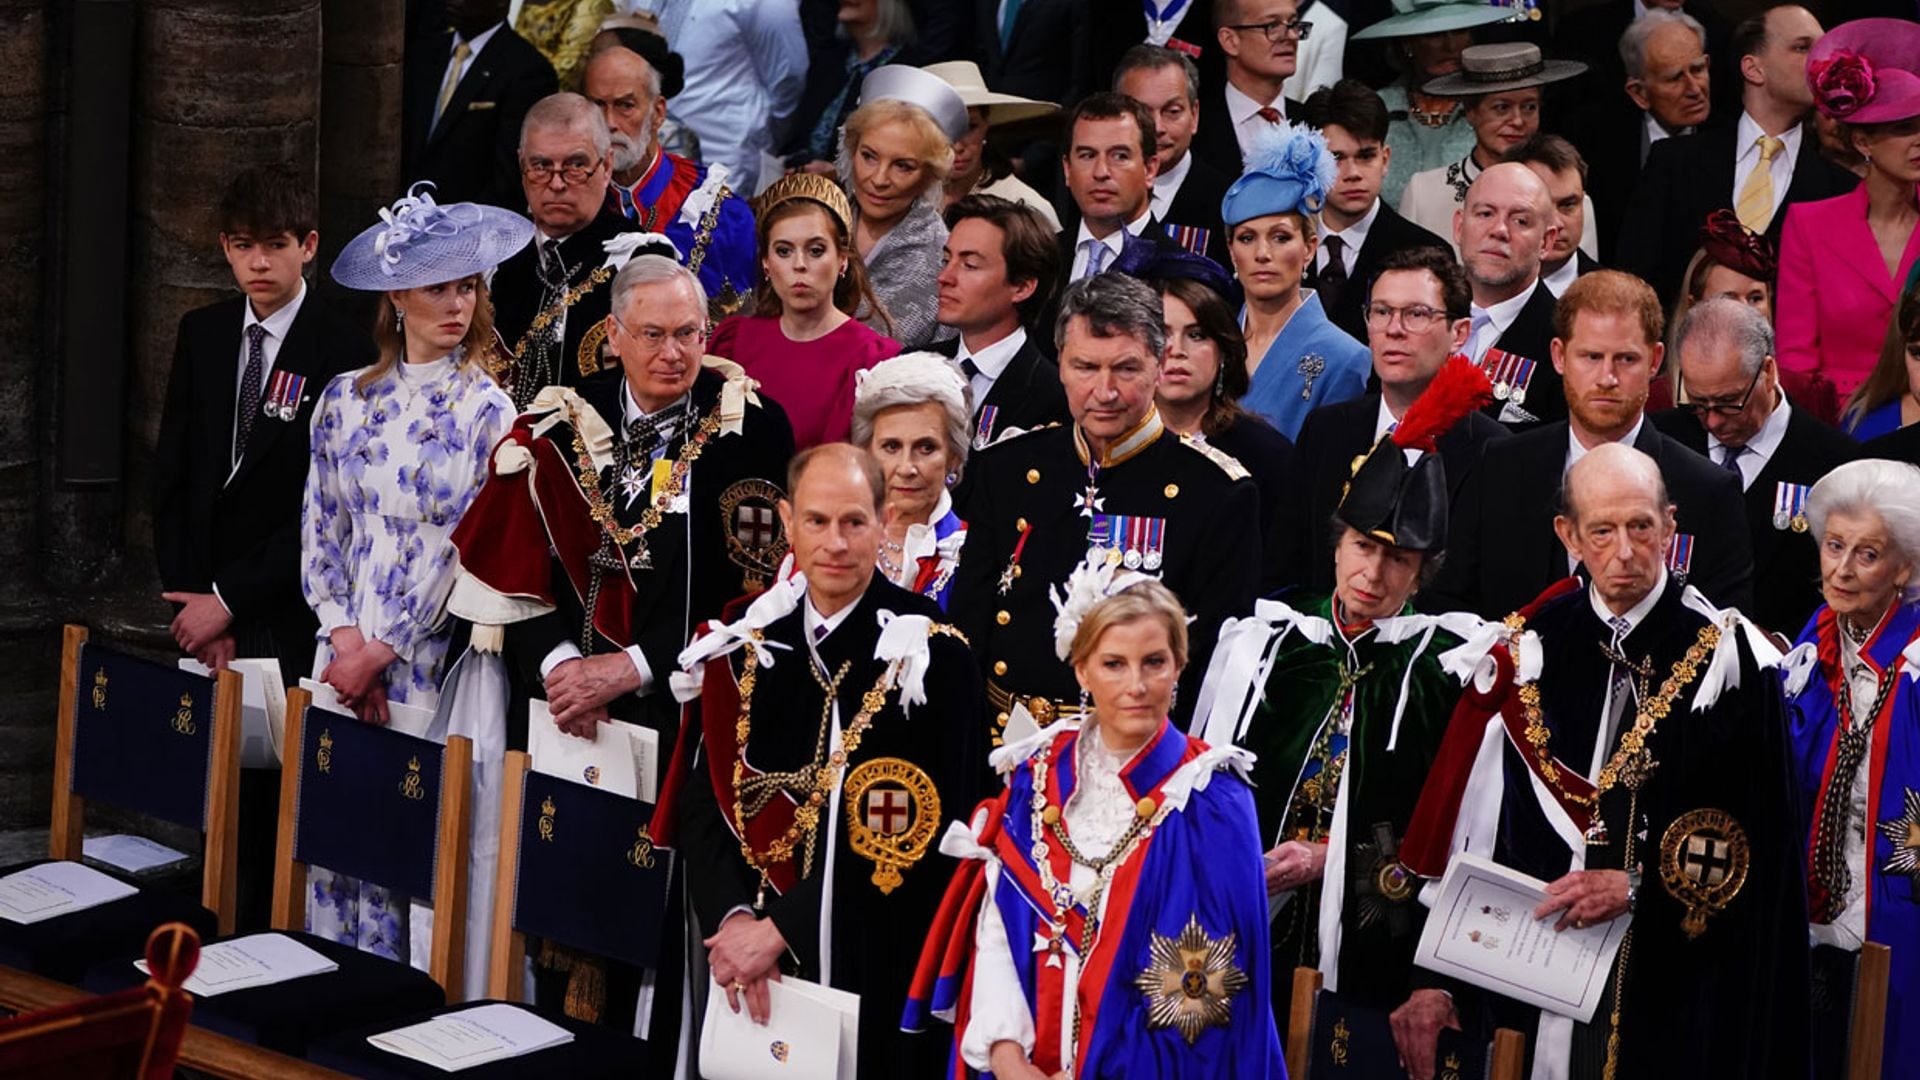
{"left": 1563, "top": 443, "right": 1668, "bottom": 523}
{"left": 1455, "top": 162, "right": 1557, "bottom": 302}
{"left": 1556, "top": 443, "right": 1677, "bottom": 613}
{"left": 788, "top": 443, "right": 886, "bottom": 514}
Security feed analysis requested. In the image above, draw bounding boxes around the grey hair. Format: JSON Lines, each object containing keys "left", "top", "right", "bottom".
{"left": 1675, "top": 296, "right": 1773, "bottom": 379}
{"left": 838, "top": 0, "right": 917, "bottom": 48}
{"left": 520, "top": 92, "right": 613, "bottom": 158}
{"left": 849, "top": 351, "right": 975, "bottom": 481}
{"left": 1808, "top": 459, "right": 1920, "bottom": 601}
{"left": 1054, "top": 272, "right": 1167, "bottom": 357}
{"left": 1112, "top": 44, "right": 1200, "bottom": 104}
{"left": 1620, "top": 9, "right": 1706, "bottom": 81}
{"left": 585, "top": 41, "right": 665, "bottom": 100}
{"left": 610, "top": 253, "right": 707, "bottom": 326}
{"left": 1559, "top": 442, "right": 1670, "bottom": 525}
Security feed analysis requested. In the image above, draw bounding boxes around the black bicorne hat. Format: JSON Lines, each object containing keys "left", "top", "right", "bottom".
{"left": 1335, "top": 355, "right": 1494, "bottom": 553}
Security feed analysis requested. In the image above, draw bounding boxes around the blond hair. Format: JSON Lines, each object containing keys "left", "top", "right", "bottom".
{"left": 1066, "top": 579, "right": 1190, "bottom": 671}
{"left": 360, "top": 275, "right": 500, "bottom": 394}
{"left": 841, "top": 98, "right": 957, "bottom": 189}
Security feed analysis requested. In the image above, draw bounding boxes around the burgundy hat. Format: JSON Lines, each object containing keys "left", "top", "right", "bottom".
{"left": 1808, "top": 18, "right": 1920, "bottom": 124}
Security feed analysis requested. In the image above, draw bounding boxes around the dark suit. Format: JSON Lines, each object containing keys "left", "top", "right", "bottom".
{"left": 489, "top": 208, "right": 637, "bottom": 406}
{"left": 152, "top": 289, "right": 375, "bottom": 933}
{"left": 1480, "top": 279, "right": 1563, "bottom": 427}
{"left": 1280, "top": 392, "right": 1508, "bottom": 593}
{"left": 1615, "top": 120, "right": 1861, "bottom": 304}
{"left": 1036, "top": 218, "right": 1188, "bottom": 355}
{"left": 974, "top": 0, "right": 1092, "bottom": 105}
{"left": 1191, "top": 78, "right": 1302, "bottom": 181}
{"left": 1209, "top": 412, "right": 1297, "bottom": 593}
{"left": 931, "top": 331, "right": 1069, "bottom": 446}
{"left": 1859, "top": 420, "right": 1920, "bottom": 465}
{"left": 1310, "top": 200, "right": 1448, "bottom": 345}
{"left": 1426, "top": 418, "right": 1755, "bottom": 618}
{"left": 402, "top": 23, "right": 557, "bottom": 208}
{"left": 1653, "top": 404, "right": 1856, "bottom": 635}
{"left": 1160, "top": 153, "right": 1235, "bottom": 267}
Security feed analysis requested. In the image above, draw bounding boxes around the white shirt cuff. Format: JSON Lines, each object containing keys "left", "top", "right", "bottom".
{"left": 209, "top": 583, "right": 233, "bottom": 617}
{"left": 959, "top": 863, "right": 1037, "bottom": 1069}
{"left": 539, "top": 642, "right": 583, "bottom": 679}
{"left": 624, "top": 644, "right": 654, "bottom": 696}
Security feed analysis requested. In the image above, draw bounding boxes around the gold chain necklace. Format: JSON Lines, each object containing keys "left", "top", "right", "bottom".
{"left": 495, "top": 266, "right": 614, "bottom": 379}
{"left": 568, "top": 400, "right": 721, "bottom": 553}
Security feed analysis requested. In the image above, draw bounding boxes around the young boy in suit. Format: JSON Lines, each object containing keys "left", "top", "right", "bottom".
{"left": 152, "top": 165, "right": 375, "bottom": 928}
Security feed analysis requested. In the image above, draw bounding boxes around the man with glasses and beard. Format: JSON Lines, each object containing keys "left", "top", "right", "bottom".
{"left": 1652, "top": 297, "right": 1855, "bottom": 635}
{"left": 583, "top": 29, "right": 757, "bottom": 318}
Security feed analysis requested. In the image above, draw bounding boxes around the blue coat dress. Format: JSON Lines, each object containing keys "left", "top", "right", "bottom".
{"left": 1239, "top": 290, "right": 1369, "bottom": 441}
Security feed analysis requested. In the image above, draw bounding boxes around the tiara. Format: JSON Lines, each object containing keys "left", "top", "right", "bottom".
{"left": 753, "top": 173, "right": 853, "bottom": 235}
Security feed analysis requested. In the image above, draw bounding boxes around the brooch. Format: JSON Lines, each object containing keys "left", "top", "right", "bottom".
{"left": 1659, "top": 807, "right": 1750, "bottom": 938}
{"left": 842, "top": 757, "right": 940, "bottom": 895}
{"left": 1133, "top": 914, "right": 1249, "bottom": 1044}
{"left": 1877, "top": 786, "right": 1920, "bottom": 883}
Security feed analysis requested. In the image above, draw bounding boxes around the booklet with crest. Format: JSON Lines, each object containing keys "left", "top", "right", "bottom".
{"left": 528, "top": 700, "right": 659, "bottom": 802}
{"left": 367, "top": 1003, "right": 574, "bottom": 1072}
{"left": 301, "top": 677, "right": 435, "bottom": 739}
{"left": 699, "top": 976, "right": 859, "bottom": 1080}
{"left": 1413, "top": 853, "right": 1629, "bottom": 1023}
{"left": 179, "top": 657, "right": 285, "bottom": 766}
{"left": 0, "top": 861, "right": 138, "bottom": 924}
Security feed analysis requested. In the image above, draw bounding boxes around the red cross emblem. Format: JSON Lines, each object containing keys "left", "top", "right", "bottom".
{"left": 865, "top": 788, "right": 911, "bottom": 836}
{"left": 735, "top": 503, "right": 775, "bottom": 546}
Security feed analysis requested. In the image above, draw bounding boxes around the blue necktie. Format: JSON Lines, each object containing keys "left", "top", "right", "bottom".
{"left": 1000, "top": 0, "right": 1024, "bottom": 47}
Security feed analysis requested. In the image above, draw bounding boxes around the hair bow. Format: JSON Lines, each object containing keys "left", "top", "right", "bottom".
{"left": 372, "top": 182, "right": 481, "bottom": 277}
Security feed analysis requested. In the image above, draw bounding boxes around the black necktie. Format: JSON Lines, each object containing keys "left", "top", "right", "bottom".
{"left": 1720, "top": 444, "right": 1746, "bottom": 473}
{"left": 960, "top": 356, "right": 981, "bottom": 381}
{"left": 236, "top": 324, "right": 266, "bottom": 465}
{"left": 1319, "top": 235, "right": 1348, "bottom": 304}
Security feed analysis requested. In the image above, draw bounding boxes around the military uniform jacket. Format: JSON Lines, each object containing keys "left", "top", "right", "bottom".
{"left": 448, "top": 364, "right": 794, "bottom": 748}
{"left": 675, "top": 576, "right": 987, "bottom": 1075}
{"left": 489, "top": 208, "right": 638, "bottom": 405}
{"left": 951, "top": 412, "right": 1261, "bottom": 733}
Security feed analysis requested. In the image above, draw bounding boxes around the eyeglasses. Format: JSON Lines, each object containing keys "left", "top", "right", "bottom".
{"left": 521, "top": 157, "right": 603, "bottom": 186}
{"left": 1226, "top": 17, "right": 1313, "bottom": 41}
{"left": 613, "top": 315, "right": 708, "bottom": 351}
{"left": 1684, "top": 362, "right": 1765, "bottom": 418}
{"left": 1363, "top": 303, "right": 1446, "bottom": 334}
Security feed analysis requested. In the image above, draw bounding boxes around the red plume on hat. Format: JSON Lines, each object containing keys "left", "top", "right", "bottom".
{"left": 1391, "top": 354, "right": 1495, "bottom": 453}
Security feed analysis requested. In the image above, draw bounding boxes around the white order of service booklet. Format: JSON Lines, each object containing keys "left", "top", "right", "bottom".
{"left": 527, "top": 700, "right": 659, "bottom": 802}
{"left": 134, "top": 932, "right": 338, "bottom": 996}
{"left": 699, "top": 975, "right": 859, "bottom": 1080}
{"left": 367, "top": 1002, "right": 574, "bottom": 1072}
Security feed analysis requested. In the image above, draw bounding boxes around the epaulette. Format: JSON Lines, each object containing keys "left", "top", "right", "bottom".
{"left": 981, "top": 420, "right": 1062, "bottom": 451}
{"left": 1177, "top": 433, "right": 1251, "bottom": 481}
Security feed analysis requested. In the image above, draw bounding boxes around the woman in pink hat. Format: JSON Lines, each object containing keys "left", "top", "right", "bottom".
{"left": 1777, "top": 18, "right": 1920, "bottom": 401}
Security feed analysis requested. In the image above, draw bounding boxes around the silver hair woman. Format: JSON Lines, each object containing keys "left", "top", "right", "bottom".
{"left": 1782, "top": 457, "right": 1920, "bottom": 1066}
{"left": 850, "top": 351, "right": 973, "bottom": 608}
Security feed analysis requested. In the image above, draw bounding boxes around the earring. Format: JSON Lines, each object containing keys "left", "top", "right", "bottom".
{"left": 1168, "top": 684, "right": 1179, "bottom": 718}
{"left": 946, "top": 472, "right": 958, "bottom": 487}
{"left": 393, "top": 308, "right": 404, "bottom": 332}
{"left": 1214, "top": 368, "right": 1226, "bottom": 398}
{"left": 1078, "top": 688, "right": 1090, "bottom": 717}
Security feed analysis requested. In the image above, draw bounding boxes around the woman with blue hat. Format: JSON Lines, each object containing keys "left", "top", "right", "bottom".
{"left": 1222, "top": 124, "right": 1371, "bottom": 441}
{"left": 300, "top": 183, "right": 530, "bottom": 963}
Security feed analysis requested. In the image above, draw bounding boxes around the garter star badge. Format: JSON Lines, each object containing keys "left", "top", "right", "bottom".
{"left": 843, "top": 757, "right": 939, "bottom": 894}
{"left": 1876, "top": 786, "right": 1920, "bottom": 883}
{"left": 1133, "top": 914, "right": 1249, "bottom": 1044}
{"left": 1659, "top": 808, "right": 1749, "bottom": 938}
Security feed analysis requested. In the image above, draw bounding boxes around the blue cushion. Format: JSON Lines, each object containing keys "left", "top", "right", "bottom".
{"left": 80, "top": 930, "right": 443, "bottom": 1057}
{"left": 72, "top": 643, "right": 217, "bottom": 831}
{"left": 306, "top": 999, "right": 650, "bottom": 1079}
{"left": 0, "top": 859, "right": 217, "bottom": 984}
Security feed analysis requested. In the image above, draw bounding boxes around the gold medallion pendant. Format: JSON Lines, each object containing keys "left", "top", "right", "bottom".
{"left": 843, "top": 757, "right": 940, "bottom": 895}
{"left": 1659, "top": 808, "right": 1750, "bottom": 938}
{"left": 1133, "top": 914, "right": 1250, "bottom": 1044}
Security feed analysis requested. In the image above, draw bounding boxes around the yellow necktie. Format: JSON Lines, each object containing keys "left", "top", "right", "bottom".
{"left": 434, "top": 40, "right": 472, "bottom": 128}
{"left": 1735, "top": 134, "right": 1784, "bottom": 232}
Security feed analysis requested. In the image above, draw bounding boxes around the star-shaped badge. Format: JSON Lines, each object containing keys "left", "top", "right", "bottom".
{"left": 1076, "top": 483, "right": 1105, "bottom": 518}
{"left": 618, "top": 463, "right": 648, "bottom": 503}
{"left": 1877, "top": 786, "right": 1920, "bottom": 883}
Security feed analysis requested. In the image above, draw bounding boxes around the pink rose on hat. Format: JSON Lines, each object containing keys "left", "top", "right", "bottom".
{"left": 1809, "top": 52, "right": 1876, "bottom": 118}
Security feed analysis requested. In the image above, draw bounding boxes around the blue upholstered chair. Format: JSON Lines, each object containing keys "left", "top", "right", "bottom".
{"left": 1286, "top": 966, "right": 1524, "bottom": 1080}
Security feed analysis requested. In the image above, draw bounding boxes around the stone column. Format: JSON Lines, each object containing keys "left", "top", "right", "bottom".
{"left": 318, "top": 0, "right": 404, "bottom": 315}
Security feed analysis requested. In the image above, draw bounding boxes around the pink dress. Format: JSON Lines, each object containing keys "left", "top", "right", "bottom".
{"left": 710, "top": 315, "right": 902, "bottom": 448}
{"left": 1776, "top": 184, "right": 1920, "bottom": 401}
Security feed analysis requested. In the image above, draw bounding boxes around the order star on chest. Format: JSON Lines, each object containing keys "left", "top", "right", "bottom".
{"left": 1076, "top": 477, "right": 1105, "bottom": 517}
{"left": 617, "top": 461, "right": 650, "bottom": 502}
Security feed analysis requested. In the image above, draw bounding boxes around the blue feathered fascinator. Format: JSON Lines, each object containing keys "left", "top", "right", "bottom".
{"left": 1219, "top": 123, "right": 1336, "bottom": 227}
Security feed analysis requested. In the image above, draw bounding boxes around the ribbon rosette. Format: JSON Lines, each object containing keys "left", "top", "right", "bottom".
{"left": 373, "top": 182, "right": 482, "bottom": 276}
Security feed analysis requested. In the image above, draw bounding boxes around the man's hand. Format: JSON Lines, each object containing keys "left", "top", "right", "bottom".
{"left": 193, "top": 634, "right": 238, "bottom": 671}
{"left": 1263, "top": 840, "right": 1328, "bottom": 894}
{"left": 545, "top": 654, "right": 643, "bottom": 729}
{"left": 704, "top": 911, "right": 787, "bottom": 1000}
{"left": 1535, "top": 869, "right": 1630, "bottom": 931}
{"left": 162, "top": 592, "right": 233, "bottom": 653}
{"left": 1389, "top": 988, "right": 1461, "bottom": 1080}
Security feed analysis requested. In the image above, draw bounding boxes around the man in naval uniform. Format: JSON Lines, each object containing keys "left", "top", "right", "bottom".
{"left": 444, "top": 254, "right": 793, "bottom": 1067}
{"left": 584, "top": 28, "right": 757, "bottom": 319}
{"left": 951, "top": 271, "right": 1260, "bottom": 741}
{"left": 1392, "top": 443, "right": 1810, "bottom": 1080}
{"left": 671, "top": 443, "right": 987, "bottom": 1075}
{"left": 489, "top": 92, "right": 667, "bottom": 410}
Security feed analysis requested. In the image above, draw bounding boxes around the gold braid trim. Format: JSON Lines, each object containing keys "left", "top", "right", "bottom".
{"left": 489, "top": 266, "right": 615, "bottom": 381}
{"left": 568, "top": 398, "right": 722, "bottom": 550}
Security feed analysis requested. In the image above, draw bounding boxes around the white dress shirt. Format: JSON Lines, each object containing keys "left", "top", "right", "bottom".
{"left": 236, "top": 279, "right": 307, "bottom": 421}
{"left": 1466, "top": 283, "right": 1537, "bottom": 363}
{"left": 1225, "top": 79, "right": 1288, "bottom": 165}
{"left": 1707, "top": 393, "right": 1792, "bottom": 492}
{"left": 1729, "top": 111, "right": 1803, "bottom": 228}
{"left": 1069, "top": 210, "right": 1151, "bottom": 280}
{"left": 957, "top": 326, "right": 1029, "bottom": 409}
{"left": 1584, "top": 567, "right": 1668, "bottom": 779}
{"left": 651, "top": 0, "right": 807, "bottom": 192}
{"left": 1149, "top": 151, "right": 1193, "bottom": 223}
{"left": 1374, "top": 394, "right": 1423, "bottom": 465}
{"left": 1316, "top": 197, "right": 1379, "bottom": 278}
{"left": 1541, "top": 255, "right": 1581, "bottom": 298}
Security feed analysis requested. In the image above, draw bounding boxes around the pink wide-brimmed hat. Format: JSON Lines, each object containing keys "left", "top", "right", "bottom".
{"left": 1808, "top": 18, "right": 1920, "bottom": 124}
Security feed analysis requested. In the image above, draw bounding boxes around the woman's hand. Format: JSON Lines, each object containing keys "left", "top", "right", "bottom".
{"left": 321, "top": 636, "right": 396, "bottom": 713}
{"left": 1263, "top": 840, "right": 1328, "bottom": 894}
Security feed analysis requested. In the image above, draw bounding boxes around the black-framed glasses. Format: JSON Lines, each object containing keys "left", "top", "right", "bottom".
{"left": 522, "top": 156, "right": 604, "bottom": 186}
{"left": 1684, "top": 362, "right": 1765, "bottom": 418}
{"left": 1363, "top": 302, "right": 1445, "bottom": 334}
{"left": 1227, "top": 17, "right": 1313, "bottom": 41}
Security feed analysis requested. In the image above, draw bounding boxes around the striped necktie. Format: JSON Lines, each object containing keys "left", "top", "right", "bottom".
{"left": 1735, "top": 134, "right": 1784, "bottom": 232}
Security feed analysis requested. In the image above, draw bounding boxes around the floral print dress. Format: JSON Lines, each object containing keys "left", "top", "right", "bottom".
{"left": 300, "top": 352, "right": 512, "bottom": 963}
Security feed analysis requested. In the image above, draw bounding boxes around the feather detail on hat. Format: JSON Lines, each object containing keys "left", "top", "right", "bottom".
{"left": 1242, "top": 123, "right": 1336, "bottom": 212}
{"left": 1050, "top": 549, "right": 1154, "bottom": 662}
{"left": 1390, "top": 355, "right": 1494, "bottom": 453}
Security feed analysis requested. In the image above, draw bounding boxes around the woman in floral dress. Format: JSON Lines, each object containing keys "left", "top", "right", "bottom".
{"left": 300, "top": 185, "right": 530, "bottom": 963}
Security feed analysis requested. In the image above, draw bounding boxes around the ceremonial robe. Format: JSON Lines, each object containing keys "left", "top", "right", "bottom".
{"left": 950, "top": 411, "right": 1261, "bottom": 739}
{"left": 672, "top": 575, "right": 988, "bottom": 1075}
{"left": 1782, "top": 602, "right": 1920, "bottom": 1070}
{"left": 488, "top": 208, "right": 637, "bottom": 409}
{"left": 1402, "top": 577, "right": 1811, "bottom": 1079}
{"left": 1195, "top": 597, "right": 1476, "bottom": 1023}
{"left": 901, "top": 719, "right": 1285, "bottom": 1079}
{"left": 606, "top": 149, "right": 758, "bottom": 317}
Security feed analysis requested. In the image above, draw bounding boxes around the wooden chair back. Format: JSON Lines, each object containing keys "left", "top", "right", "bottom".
{"left": 1848, "top": 941, "right": 1890, "bottom": 1080}
{"left": 53, "top": 624, "right": 242, "bottom": 933}
{"left": 267, "top": 687, "right": 475, "bottom": 997}
{"left": 0, "top": 921, "right": 199, "bottom": 1079}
